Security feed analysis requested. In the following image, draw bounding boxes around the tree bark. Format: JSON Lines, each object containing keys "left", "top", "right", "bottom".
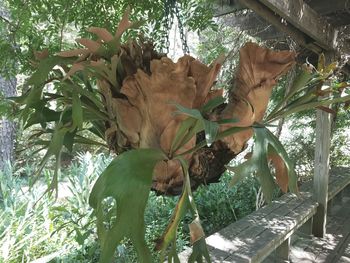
{"left": 0, "top": 76, "right": 17, "bottom": 172}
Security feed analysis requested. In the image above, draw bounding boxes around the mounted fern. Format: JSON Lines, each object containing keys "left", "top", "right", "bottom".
{"left": 8, "top": 7, "right": 350, "bottom": 263}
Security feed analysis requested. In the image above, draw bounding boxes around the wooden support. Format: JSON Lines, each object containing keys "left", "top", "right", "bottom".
{"left": 220, "top": 12, "right": 286, "bottom": 40}
{"left": 237, "top": 0, "right": 338, "bottom": 53}
{"left": 306, "top": 0, "right": 348, "bottom": 15}
{"left": 334, "top": 190, "right": 344, "bottom": 204}
{"left": 238, "top": 0, "right": 321, "bottom": 53}
{"left": 299, "top": 217, "right": 313, "bottom": 236}
{"left": 312, "top": 52, "right": 334, "bottom": 237}
{"left": 276, "top": 237, "right": 290, "bottom": 262}
{"left": 258, "top": 0, "right": 338, "bottom": 51}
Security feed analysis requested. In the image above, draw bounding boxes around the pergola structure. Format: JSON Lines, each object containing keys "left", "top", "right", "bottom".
{"left": 214, "top": 0, "right": 350, "bottom": 69}
{"left": 179, "top": 1, "right": 350, "bottom": 262}
{"left": 215, "top": 0, "right": 350, "bottom": 237}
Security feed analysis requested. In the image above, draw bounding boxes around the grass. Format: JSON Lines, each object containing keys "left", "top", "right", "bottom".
{"left": 0, "top": 152, "right": 260, "bottom": 262}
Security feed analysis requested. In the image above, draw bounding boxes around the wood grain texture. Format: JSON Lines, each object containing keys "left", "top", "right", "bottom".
{"left": 178, "top": 168, "right": 350, "bottom": 262}
{"left": 259, "top": 0, "right": 337, "bottom": 50}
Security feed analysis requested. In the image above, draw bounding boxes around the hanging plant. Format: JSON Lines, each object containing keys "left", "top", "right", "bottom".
{"left": 10, "top": 7, "right": 350, "bottom": 263}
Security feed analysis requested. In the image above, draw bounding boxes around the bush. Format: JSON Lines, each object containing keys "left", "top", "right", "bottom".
{"left": 0, "top": 153, "right": 260, "bottom": 262}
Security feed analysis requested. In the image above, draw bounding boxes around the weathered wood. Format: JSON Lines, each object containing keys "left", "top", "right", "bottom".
{"left": 219, "top": 11, "right": 286, "bottom": 41}
{"left": 275, "top": 237, "right": 290, "bottom": 262}
{"left": 258, "top": 0, "right": 338, "bottom": 51}
{"left": 328, "top": 167, "right": 350, "bottom": 200}
{"left": 178, "top": 168, "right": 350, "bottom": 262}
{"left": 298, "top": 217, "right": 313, "bottom": 236}
{"left": 237, "top": 0, "right": 323, "bottom": 53}
{"left": 198, "top": 192, "right": 317, "bottom": 262}
{"left": 204, "top": 193, "right": 300, "bottom": 248}
{"left": 307, "top": 0, "right": 348, "bottom": 15}
{"left": 312, "top": 53, "right": 334, "bottom": 237}
{"left": 312, "top": 108, "right": 332, "bottom": 237}
{"left": 227, "top": 197, "right": 318, "bottom": 262}
{"left": 290, "top": 186, "right": 350, "bottom": 262}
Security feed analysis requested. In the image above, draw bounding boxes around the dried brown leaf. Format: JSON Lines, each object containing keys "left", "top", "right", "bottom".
{"left": 189, "top": 220, "right": 205, "bottom": 245}
{"left": 34, "top": 49, "right": 49, "bottom": 60}
{"left": 88, "top": 27, "right": 113, "bottom": 42}
{"left": 189, "top": 55, "right": 223, "bottom": 108}
{"left": 218, "top": 42, "right": 296, "bottom": 153}
{"left": 76, "top": 38, "right": 101, "bottom": 53}
{"left": 115, "top": 7, "right": 132, "bottom": 38}
{"left": 57, "top": 48, "right": 89, "bottom": 57}
{"left": 113, "top": 98, "right": 142, "bottom": 147}
{"left": 233, "top": 42, "right": 296, "bottom": 99}
{"left": 64, "top": 63, "right": 85, "bottom": 79}
{"left": 269, "top": 153, "right": 288, "bottom": 193}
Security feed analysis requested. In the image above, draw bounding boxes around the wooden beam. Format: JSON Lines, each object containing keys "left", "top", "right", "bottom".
{"left": 258, "top": 0, "right": 338, "bottom": 51}
{"left": 276, "top": 237, "right": 290, "bottom": 261}
{"left": 307, "top": 0, "right": 348, "bottom": 15}
{"left": 238, "top": 0, "right": 323, "bottom": 53}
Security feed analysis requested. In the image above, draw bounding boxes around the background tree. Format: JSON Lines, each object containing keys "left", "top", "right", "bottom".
{"left": 0, "top": 2, "right": 17, "bottom": 172}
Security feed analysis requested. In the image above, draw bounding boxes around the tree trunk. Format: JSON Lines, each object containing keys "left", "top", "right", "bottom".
{"left": 0, "top": 76, "right": 17, "bottom": 172}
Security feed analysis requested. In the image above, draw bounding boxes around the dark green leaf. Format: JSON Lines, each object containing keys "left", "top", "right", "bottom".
{"left": 89, "top": 149, "right": 165, "bottom": 263}
{"left": 227, "top": 126, "right": 298, "bottom": 202}
{"left": 27, "top": 56, "right": 74, "bottom": 86}
{"left": 200, "top": 96, "right": 225, "bottom": 113}
{"left": 72, "top": 87, "right": 83, "bottom": 128}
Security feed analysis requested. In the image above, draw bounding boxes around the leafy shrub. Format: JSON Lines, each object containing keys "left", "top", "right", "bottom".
{"left": 0, "top": 153, "right": 260, "bottom": 262}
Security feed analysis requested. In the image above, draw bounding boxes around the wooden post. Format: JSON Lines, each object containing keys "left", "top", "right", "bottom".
{"left": 299, "top": 217, "right": 313, "bottom": 236}
{"left": 275, "top": 237, "right": 290, "bottom": 262}
{"left": 312, "top": 52, "right": 334, "bottom": 237}
{"left": 312, "top": 107, "right": 332, "bottom": 237}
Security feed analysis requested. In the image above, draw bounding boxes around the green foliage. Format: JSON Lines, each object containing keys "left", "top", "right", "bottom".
{"left": 0, "top": 153, "right": 259, "bottom": 262}
{"left": 196, "top": 24, "right": 254, "bottom": 90}
{"left": 194, "top": 173, "right": 259, "bottom": 233}
{"left": 1, "top": 0, "right": 216, "bottom": 75}
{"left": 89, "top": 149, "right": 165, "bottom": 263}
{"left": 5, "top": 2, "right": 350, "bottom": 259}
{"left": 281, "top": 113, "right": 350, "bottom": 180}
{"left": 0, "top": 153, "right": 107, "bottom": 262}
{"left": 228, "top": 126, "right": 298, "bottom": 202}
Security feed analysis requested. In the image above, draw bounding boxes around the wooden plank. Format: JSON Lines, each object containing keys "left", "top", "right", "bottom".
{"left": 257, "top": 0, "right": 338, "bottom": 51}
{"left": 312, "top": 69, "right": 333, "bottom": 237}
{"left": 179, "top": 167, "right": 350, "bottom": 262}
{"left": 248, "top": 199, "right": 317, "bottom": 262}
{"left": 329, "top": 177, "right": 349, "bottom": 200}
{"left": 307, "top": 0, "right": 348, "bottom": 15}
{"left": 237, "top": 0, "right": 323, "bottom": 53}
{"left": 205, "top": 193, "right": 298, "bottom": 243}
{"left": 328, "top": 168, "right": 350, "bottom": 200}
{"left": 228, "top": 197, "right": 318, "bottom": 262}
{"left": 207, "top": 193, "right": 314, "bottom": 253}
